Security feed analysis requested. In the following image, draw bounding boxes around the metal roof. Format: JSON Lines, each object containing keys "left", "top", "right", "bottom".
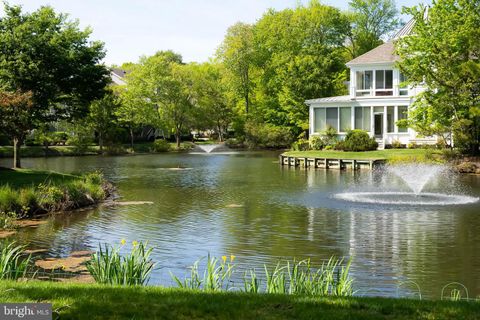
{"left": 305, "top": 95, "right": 352, "bottom": 104}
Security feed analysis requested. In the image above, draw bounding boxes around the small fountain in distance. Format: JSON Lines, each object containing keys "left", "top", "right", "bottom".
{"left": 196, "top": 144, "right": 222, "bottom": 153}
{"left": 335, "top": 163, "right": 478, "bottom": 206}
{"left": 191, "top": 143, "right": 236, "bottom": 154}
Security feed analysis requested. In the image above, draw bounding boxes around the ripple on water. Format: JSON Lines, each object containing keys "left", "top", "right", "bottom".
{"left": 334, "top": 192, "right": 479, "bottom": 206}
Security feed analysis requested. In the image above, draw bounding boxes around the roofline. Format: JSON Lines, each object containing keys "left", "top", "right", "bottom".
{"left": 346, "top": 60, "right": 398, "bottom": 67}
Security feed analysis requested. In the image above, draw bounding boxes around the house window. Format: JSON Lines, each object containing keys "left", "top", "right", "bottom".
{"left": 375, "top": 70, "right": 393, "bottom": 96}
{"left": 354, "top": 107, "right": 371, "bottom": 131}
{"left": 387, "top": 106, "right": 395, "bottom": 133}
{"left": 339, "top": 107, "right": 351, "bottom": 132}
{"left": 326, "top": 108, "right": 338, "bottom": 131}
{"left": 399, "top": 72, "right": 408, "bottom": 96}
{"left": 397, "top": 106, "right": 408, "bottom": 133}
{"left": 314, "top": 108, "right": 326, "bottom": 133}
{"left": 356, "top": 71, "right": 373, "bottom": 96}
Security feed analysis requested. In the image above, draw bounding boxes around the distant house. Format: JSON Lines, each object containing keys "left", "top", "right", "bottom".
{"left": 306, "top": 20, "right": 436, "bottom": 149}
{"left": 110, "top": 68, "right": 128, "bottom": 86}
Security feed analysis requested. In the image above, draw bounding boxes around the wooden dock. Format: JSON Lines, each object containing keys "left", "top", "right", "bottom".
{"left": 279, "top": 154, "right": 385, "bottom": 170}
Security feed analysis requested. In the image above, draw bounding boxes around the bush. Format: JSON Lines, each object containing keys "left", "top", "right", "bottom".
{"left": 408, "top": 142, "right": 418, "bottom": 149}
{"left": 153, "top": 139, "right": 170, "bottom": 152}
{"left": 244, "top": 122, "right": 294, "bottom": 149}
{"left": 391, "top": 140, "right": 403, "bottom": 149}
{"left": 18, "top": 188, "right": 37, "bottom": 211}
{"left": 225, "top": 138, "right": 245, "bottom": 149}
{"left": 37, "top": 184, "right": 65, "bottom": 211}
{"left": 343, "top": 130, "right": 378, "bottom": 152}
{"left": 442, "top": 148, "right": 461, "bottom": 161}
{"left": 322, "top": 126, "right": 338, "bottom": 147}
{"left": 309, "top": 136, "right": 325, "bottom": 150}
{"left": 291, "top": 138, "right": 310, "bottom": 151}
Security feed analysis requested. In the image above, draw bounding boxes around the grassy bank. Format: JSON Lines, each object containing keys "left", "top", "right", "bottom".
{"left": 0, "top": 142, "right": 195, "bottom": 158}
{"left": 0, "top": 281, "right": 478, "bottom": 319}
{"left": 0, "top": 168, "right": 111, "bottom": 218}
{"left": 283, "top": 149, "right": 444, "bottom": 163}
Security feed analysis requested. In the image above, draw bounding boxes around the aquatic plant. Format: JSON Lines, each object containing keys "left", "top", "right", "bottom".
{"left": 86, "top": 240, "right": 155, "bottom": 286}
{"left": 0, "top": 242, "right": 31, "bottom": 280}
{"left": 171, "top": 254, "right": 235, "bottom": 292}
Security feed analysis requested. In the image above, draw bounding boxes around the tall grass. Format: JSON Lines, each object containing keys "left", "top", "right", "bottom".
{"left": 171, "top": 254, "right": 235, "bottom": 292}
{"left": 0, "top": 171, "right": 107, "bottom": 217}
{"left": 0, "top": 242, "right": 31, "bottom": 280}
{"left": 171, "top": 256, "right": 354, "bottom": 297}
{"left": 86, "top": 241, "right": 155, "bottom": 286}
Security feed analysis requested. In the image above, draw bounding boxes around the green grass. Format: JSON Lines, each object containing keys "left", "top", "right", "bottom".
{"left": 0, "top": 280, "right": 478, "bottom": 319}
{"left": 283, "top": 149, "right": 443, "bottom": 162}
{"left": 0, "top": 168, "right": 78, "bottom": 189}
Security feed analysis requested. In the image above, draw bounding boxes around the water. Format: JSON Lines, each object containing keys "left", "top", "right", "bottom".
{"left": 1, "top": 152, "right": 480, "bottom": 298}
{"left": 195, "top": 144, "right": 223, "bottom": 153}
{"left": 389, "top": 164, "right": 445, "bottom": 195}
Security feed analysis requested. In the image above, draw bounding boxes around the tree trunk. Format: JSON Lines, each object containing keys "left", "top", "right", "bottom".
{"left": 175, "top": 129, "right": 181, "bottom": 149}
{"left": 99, "top": 132, "right": 104, "bottom": 154}
{"left": 129, "top": 128, "right": 134, "bottom": 150}
{"left": 13, "top": 137, "right": 21, "bottom": 169}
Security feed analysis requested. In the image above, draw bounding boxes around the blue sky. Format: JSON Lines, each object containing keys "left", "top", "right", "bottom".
{"left": 9, "top": 0, "right": 428, "bottom": 66}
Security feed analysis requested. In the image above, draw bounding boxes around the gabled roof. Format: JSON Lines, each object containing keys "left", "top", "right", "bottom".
{"left": 346, "top": 18, "right": 415, "bottom": 67}
{"left": 110, "top": 68, "right": 129, "bottom": 86}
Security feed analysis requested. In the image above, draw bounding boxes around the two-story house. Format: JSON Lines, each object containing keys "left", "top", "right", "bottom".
{"left": 306, "top": 20, "right": 435, "bottom": 149}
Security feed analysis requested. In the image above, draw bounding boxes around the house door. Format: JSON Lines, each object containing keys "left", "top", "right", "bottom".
{"left": 374, "top": 114, "right": 383, "bottom": 138}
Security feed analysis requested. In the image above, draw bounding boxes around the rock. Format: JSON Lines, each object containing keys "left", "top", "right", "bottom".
{"left": 35, "top": 252, "right": 92, "bottom": 273}
{"left": 0, "top": 230, "right": 16, "bottom": 238}
{"left": 455, "top": 162, "right": 478, "bottom": 173}
{"left": 15, "top": 219, "right": 47, "bottom": 228}
{"left": 226, "top": 204, "right": 244, "bottom": 208}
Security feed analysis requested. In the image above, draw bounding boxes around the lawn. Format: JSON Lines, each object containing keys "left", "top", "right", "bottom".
{"left": 283, "top": 149, "right": 443, "bottom": 162}
{"left": 0, "top": 168, "right": 79, "bottom": 189}
{"left": 0, "top": 281, "right": 478, "bottom": 319}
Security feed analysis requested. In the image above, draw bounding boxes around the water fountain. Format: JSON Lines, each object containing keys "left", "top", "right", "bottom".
{"left": 196, "top": 144, "right": 222, "bottom": 153}
{"left": 335, "top": 164, "right": 479, "bottom": 206}
{"left": 192, "top": 143, "right": 236, "bottom": 154}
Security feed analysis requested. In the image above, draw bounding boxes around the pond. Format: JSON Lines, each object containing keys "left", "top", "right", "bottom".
{"left": 2, "top": 151, "right": 480, "bottom": 298}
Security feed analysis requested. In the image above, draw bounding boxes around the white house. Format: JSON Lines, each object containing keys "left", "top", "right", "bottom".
{"left": 306, "top": 20, "right": 436, "bottom": 149}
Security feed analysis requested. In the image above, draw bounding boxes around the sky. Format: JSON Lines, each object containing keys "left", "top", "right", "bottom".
{"left": 9, "top": 0, "right": 429, "bottom": 66}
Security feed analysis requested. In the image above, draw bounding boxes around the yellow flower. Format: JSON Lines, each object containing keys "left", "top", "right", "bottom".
{"left": 230, "top": 255, "right": 235, "bottom": 262}
{"left": 221, "top": 255, "right": 227, "bottom": 263}
{"left": 120, "top": 239, "right": 126, "bottom": 246}
{"left": 132, "top": 241, "right": 138, "bottom": 247}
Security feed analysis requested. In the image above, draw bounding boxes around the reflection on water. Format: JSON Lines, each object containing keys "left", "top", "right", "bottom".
{"left": 1, "top": 152, "right": 479, "bottom": 298}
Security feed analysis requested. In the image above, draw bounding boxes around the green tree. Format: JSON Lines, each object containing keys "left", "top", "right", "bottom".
{"left": 87, "top": 93, "right": 120, "bottom": 153}
{"left": 123, "top": 51, "right": 195, "bottom": 148}
{"left": 217, "top": 23, "right": 256, "bottom": 115}
{"left": 0, "top": 3, "right": 109, "bottom": 160}
{"left": 395, "top": 0, "right": 480, "bottom": 154}
{"left": 0, "top": 90, "right": 34, "bottom": 168}
{"left": 190, "top": 62, "right": 233, "bottom": 141}
{"left": 348, "top": 0, "right": 401, "bottom": 58}
{"left": 253, "top": 1, "right": 350, "bottom": 133}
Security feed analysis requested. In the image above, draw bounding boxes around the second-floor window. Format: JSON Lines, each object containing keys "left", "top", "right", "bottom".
{"left": 399, "top": 72, "right": 409, "bottom": 96}
{"left": 375, "top": 70, "right": 393, "bottom": 96}
{"left": 356, "top": 71, "right": 373, "bottom": 96}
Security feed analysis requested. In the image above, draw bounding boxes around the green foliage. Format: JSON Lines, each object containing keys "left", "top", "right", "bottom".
{"left": 152, "top": 139, "right": 171, "bottom": 152}
{"left": 309, "top": 136, "right": 325, "bottom": 151}
{"left": 395, "top": 0, "right": 480, "bottom": 154}
{"left": 0, "top": 242, "right": 31, "bottom": 280}
{"left": 87, "top": 241, "right": 155, "bottom": 286}
{"left": 87, "top": 93, "right": 120, "bottom": 153}
{"left": 343, "top": 130, "right": 378, "bottom": 151}
{"left": 244, "top": 121, "right": 294, "bottom": 149}
{"left": 224, "top": 138, "right": 245, "bottom": 149}
{"left": 0, "top": 211, "right": 17, "bottom": 229}
{"left": 0, "top": 185, "right": 21, "bottom": 213}
{"left": 391, "top": 140, "right": 403, "bottom": 149}
{"left": 347, "top": 0, "right": 401, "bottom": 58}
{"left": 291, "top": 138, "right": 310, "bottom": 151}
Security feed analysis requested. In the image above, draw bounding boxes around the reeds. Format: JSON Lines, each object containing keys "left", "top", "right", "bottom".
{"left": 0, "top": 242, "right": 31, "bottom": 280}
{"left": 171, "top": 256, "right": 354, "bottom": 296}
{"left": 86, "top": 240, "right": 155, "bottom": 286}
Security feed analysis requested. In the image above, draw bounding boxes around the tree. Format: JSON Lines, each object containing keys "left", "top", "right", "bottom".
{"left": 0, "top": 3, "right": 109, "bottom": 161}
{"left": 123, "top": 51, "right": 195, "bottom": 148}
{"left": 348, "top": 0, "right": 401, "bottom": 58}
{"left": 395, "top": 0, "right": 480, "bottom": 154}
{"left": 189, "top": 62, "right": 233, "bottom": 141}
{"left": 217, "top": 23, "right": 255, "bottom": 115}
{"left": 87, "top": 93, "right": 120, "bottom": 153}
{"left": 0, "top": 90, "right": 34, "bottom": 168}
{"left": 252, "top": 1, "right": 350, "bottom": 133}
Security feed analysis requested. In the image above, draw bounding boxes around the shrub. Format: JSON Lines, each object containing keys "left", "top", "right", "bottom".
{"left": 343, "top": 130, "right": 378, "bottom": 151}
{"left": 0, "top": 186, "right": 20, "bottom": 213}
{"left": 291, "top": 138, "right": 310, "bottom": 151}
{"left": 442, "top": 148, "right": 461, "bottom": 161}
{"left": 18, "top": 188, "right": 38, "bottom": 211}
{"left": 309, "top": 136, "right": 325, "bottom": 150}
{"left": 334, "top": 141, "right": 345, "bottom": 150}
{"left": 153, "top": 139, "right": 170, "bottom": 152}
{"left": 322, "top": 126, "right": 338, "bottom": 147}
{"left": 0, "top": 212, "right": 17, "bottom": 229}
{"left": 391, "top": 140, "right": 403, "bottom": 149}
{"left": 408, "top": 141, "right": 418, "bottom": 149}
{"left": 37, "top": 184, "right": 64, "bottom": 211}
{"left": 87, "top": 241, "right": 156, "bottom": 286}
{"left": 225, "top": 138, "right": 245, "bottom": 149}
{"left": 244, "top": 121, "right": 294, "bottom": 149}
{"left": 0, "top": 242, "right": 31, "bottom": 280}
